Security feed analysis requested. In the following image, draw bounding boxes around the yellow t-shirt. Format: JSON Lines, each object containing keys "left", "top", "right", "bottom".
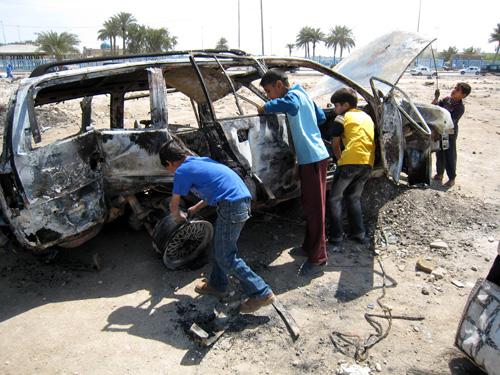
{"left": 336, "top": 108, "right": 375, "bottom": 166}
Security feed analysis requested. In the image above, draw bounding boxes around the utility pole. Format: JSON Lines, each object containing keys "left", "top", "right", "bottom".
{"left": 260, "top": 0, "right": 264, "bottom": 55}
{"left": 417, "top": 0, "right": 422, "bottom": 32}
{"left": 0, "top": 21, "right": 6, "bottom": 44}
{"left": 238, "top": 0, "right": 241, "bottom": 49}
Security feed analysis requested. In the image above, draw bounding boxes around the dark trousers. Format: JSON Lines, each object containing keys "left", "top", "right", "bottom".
{"left": 328, "top": 164, "right": 372, "bottom": 241}
{"left": 436, "top": 133, "right": 457, "bottom": 180}
{"left": 299, "top": 158, "right": 329, "bottom": 264}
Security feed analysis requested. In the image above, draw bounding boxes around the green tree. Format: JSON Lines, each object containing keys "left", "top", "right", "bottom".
{"left": 325, "top": 26, "right": 340, "bottom": 60}
{"left": 127, "top": 24, "right": 147, "bottom": 53}
{"left": 336, "top": 25, "right": 355, "bottom": 59}
{"left": 35, "top": 31, "right": 80, "bottom": 61}
{"left": 216, "top": 37, "right": 228, "bottom": 50}
{"left": 308, "top": 27, "right": 324, "bottom": 59}
{"left": 489, "top": 23, "right": 500, "bottom": 63}
{"left": 145, "top": 27, "right": 177, "bottom": 53}
{"left": 462, "top": 46, "right": 481, "bottom": 56}
{"left": 98, "top": 18, "right": 120, "bottom": 54}
{"left": 296, "top": 26, "right": 313, "bottom": 58}
{"left": 439, "top": 46, "right": 458, "bottom": 63}
{"left": 286, "top": 43, "right": 294, "bottom": 56}
{"left": 113, "top": 12, "right": 137, "bottom": 54}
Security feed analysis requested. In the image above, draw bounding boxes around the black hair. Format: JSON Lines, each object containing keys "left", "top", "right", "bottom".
{"left": 159, "top": 140, "right": 188, "bottom": 166}
{"left": 456, "top": 82, "right": 471, "bottom": 97}
{"left": 330, "top": 87, "right": 358, "bottom": 108}
{"left": 260, "top": 68, "right": 290, "bottom": 87}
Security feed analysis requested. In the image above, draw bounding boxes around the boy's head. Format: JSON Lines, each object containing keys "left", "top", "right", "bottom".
{"left": 260, "top": 68, "right": 290, "bottom": 99}
{"left": 330, "top": 87, "right": 358, "bottom": 115}
{"left": 159, "top": 140, "right": 188, "bottom": 173}
{"left": 451, "top": 82, "right": 471, "bottom": 101}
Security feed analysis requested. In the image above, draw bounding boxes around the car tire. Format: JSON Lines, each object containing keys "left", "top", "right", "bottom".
{"left": 475, "top": 71, "right": 479, "bottom": 75}
{"left": 461, "top": 71, "right": 465, "bottom": 75}
{"left": 152, "top": 215, "right": 213, "bottom": 270}
{"left": 417, "top": 72, "right": 422, "bottom": 76}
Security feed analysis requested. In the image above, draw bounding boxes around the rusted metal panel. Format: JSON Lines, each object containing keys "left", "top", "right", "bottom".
{"left": 147, "top": 67, "right": 169, "bottom": 129}
{"left": 9, "top": 180, "right": 106, "bottom": 249}
{"left": 218, "top": 114, "right": 299, "bottom": 199}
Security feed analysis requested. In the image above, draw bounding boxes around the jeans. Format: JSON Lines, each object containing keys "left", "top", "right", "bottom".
{"left": 328, "top": 164, "right": 371, "bottom": 241}
{"left": 208, "top": 198, "right": 271, "bottom": 299}
{"left": 436, "top": 132, "right": 457, "bottom": 180}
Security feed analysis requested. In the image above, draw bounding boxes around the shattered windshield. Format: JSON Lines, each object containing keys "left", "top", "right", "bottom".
{"left": 310, "top": 31, "right": 435, "bottom": 98}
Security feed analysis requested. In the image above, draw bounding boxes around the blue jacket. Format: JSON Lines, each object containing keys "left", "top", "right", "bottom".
{"left": 263, "top": 84, "right": 329, "bottom": 165}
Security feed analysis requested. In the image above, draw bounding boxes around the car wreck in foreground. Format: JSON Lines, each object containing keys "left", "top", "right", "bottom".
{"left": 0, "top": 31, "right": 453, "bottom": 268}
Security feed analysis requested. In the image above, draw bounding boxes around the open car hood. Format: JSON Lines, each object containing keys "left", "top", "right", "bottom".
{"left": 310, "top": 31, "right": 435, "bottom": 98}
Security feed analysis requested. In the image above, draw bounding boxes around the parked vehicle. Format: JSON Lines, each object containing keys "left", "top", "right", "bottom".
{"left": 410, "top": 66, "right": 437, "bottom": 76}
{"left": 480, "top": 64, "right": 500, "bottom": 75}
{"left": 0, "top": 31, "right": 453, "bottom": 267}
{"left": 460, "top": 66, "right": 481, "bottom": 75}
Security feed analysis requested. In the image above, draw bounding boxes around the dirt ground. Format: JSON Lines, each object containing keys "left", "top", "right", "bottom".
{"left": 0, "top": 72, "right": 499, "bottom": 375}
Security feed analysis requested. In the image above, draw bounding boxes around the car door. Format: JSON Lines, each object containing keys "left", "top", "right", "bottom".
{"left": 5, "top": 81, "right": 106, "bottom": 251}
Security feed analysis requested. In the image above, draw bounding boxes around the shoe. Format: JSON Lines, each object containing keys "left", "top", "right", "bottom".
{"left": 289, "top": 246, "right": 307, "bottom": 257}
{"left": 298, "top": 260, "right": 327, "bottom": 277}
{"left": 444, "top": 179, "right": 455, "bottom": 188}
{"left": 194, "top": 278, "right": 226, "bottom": 299}
{"left": 239, "top": 292, "right": 276, "bottom": 314}
{"left": 348, "top": 233, "right": 368, "bottom": 245}
{"left": 328, "top": 236, "right": 343, "bottom": 245}
{"left": 433, "top": 174, "right": 443, "bottom": 182}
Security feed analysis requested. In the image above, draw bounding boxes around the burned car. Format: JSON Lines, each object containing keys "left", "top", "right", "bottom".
{"left": 0, "top": 31, "right": 452, "bottom": 268}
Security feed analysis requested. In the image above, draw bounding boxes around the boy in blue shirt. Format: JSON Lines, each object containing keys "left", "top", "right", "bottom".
{"left": 258, "top": 69, "right": 329, "bottom": 276}
{"left": 159, "top": 140, "right": 274, "bottom": 313}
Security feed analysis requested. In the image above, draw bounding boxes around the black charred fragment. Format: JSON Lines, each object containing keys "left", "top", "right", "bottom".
{"left": 129, "top": 132, "right": 169, "bottom": 155}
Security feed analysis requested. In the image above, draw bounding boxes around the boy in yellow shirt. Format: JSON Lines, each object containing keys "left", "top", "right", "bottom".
{"left": 327, "top": 88, "right": 375, "bottom": 245}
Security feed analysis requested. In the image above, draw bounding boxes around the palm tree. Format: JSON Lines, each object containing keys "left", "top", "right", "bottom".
{"left": 489, "top": 23, "right": 500, "bottom": 63}
{"left": 216, "top": 37, "right": 229, "bottom": 50}
{"left": 35, "top": 31, "right": 80, "bottom": 61}
{"left": 113, "top": 12, "right": 137, "bottom": 54}
{"left": 325, "top": 26, "right": 340, "bottom": 61}
{"left": 98, "top": 18, "right": 120, "bottom": 54}
{"left": 336, "top": 25, "right": 355, "bottom": 59}
{"left": 308, "top": 28, "right": 324, "bottom": 59}
{"left": 296, "top": 27, "right": 313, "bottom": 58}
{"left": 286, "top": 43, "right": 294, "bottom": 56}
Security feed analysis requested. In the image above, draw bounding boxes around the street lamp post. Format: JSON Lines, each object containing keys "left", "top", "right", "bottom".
{"left": 260, "top": 0, "right": 264, "bottom": 55}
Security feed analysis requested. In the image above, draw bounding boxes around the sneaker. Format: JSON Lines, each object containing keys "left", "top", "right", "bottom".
{"left": 239, "top": 292, "right": 276, "bottom": 314}
{"left": 298, "top": 260, "right": 327, "bottom": 277}
{"left": 444, "top": 179, "right": 455, "bottom": 188}
{"left": 194, "top": 279, "right": 226, "bottom": 299}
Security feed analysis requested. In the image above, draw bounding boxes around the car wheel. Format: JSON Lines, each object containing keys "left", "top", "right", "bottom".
{"left": 475, "top": 71, "right": 479, "bottom": 75}
{"left": 153, "top": 215, "right": 213, "bottom": 270}
{"left": 461, "top": 71, "right": 465, "bottom": 75}
{"left": 417, "top": 72, "right": 422, "bottom": 76}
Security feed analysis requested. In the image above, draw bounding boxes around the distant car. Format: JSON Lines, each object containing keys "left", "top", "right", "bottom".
{"left": 410, "top": 66, "right": 437, "bottom": 76}
{"left": 480, "top": 64, "right": 500, "bottom": 75}
{"left": 460, "top": 66, "right": 481, "bottom": 75}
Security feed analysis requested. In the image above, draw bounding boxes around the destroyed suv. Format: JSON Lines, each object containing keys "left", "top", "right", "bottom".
{"left": 0, "top": 31, "right": 453, "bottom": 266}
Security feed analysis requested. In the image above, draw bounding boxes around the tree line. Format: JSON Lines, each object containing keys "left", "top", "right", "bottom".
{"left": 289, "top": 25, "right": 355, "bottom": 60}
{"left": 32, "top": 18, "right": 500, "bottom": 64}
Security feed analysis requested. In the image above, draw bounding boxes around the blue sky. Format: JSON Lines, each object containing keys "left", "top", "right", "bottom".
{"left": 0, "top": 0, "right": 498, "bottom": 56}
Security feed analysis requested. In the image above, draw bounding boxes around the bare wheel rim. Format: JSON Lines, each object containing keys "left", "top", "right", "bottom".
{"left": 162, "top": 220, "right": 213, "bottom": 268}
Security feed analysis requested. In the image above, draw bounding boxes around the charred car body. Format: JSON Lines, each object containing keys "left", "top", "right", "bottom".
{"left": 0, "top": 31, "right": 453, "bottom": 266}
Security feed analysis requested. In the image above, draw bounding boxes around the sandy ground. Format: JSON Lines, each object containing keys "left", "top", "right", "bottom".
{"left": 0, "top": 72, "right": 499, "bottom": 375}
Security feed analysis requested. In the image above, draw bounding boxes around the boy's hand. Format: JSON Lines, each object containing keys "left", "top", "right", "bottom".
{"left": 434, "top": 89, "right": 440, "bottom": 101}
{"left": 257, "top": 106, "right": 265, "bottom": 114}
